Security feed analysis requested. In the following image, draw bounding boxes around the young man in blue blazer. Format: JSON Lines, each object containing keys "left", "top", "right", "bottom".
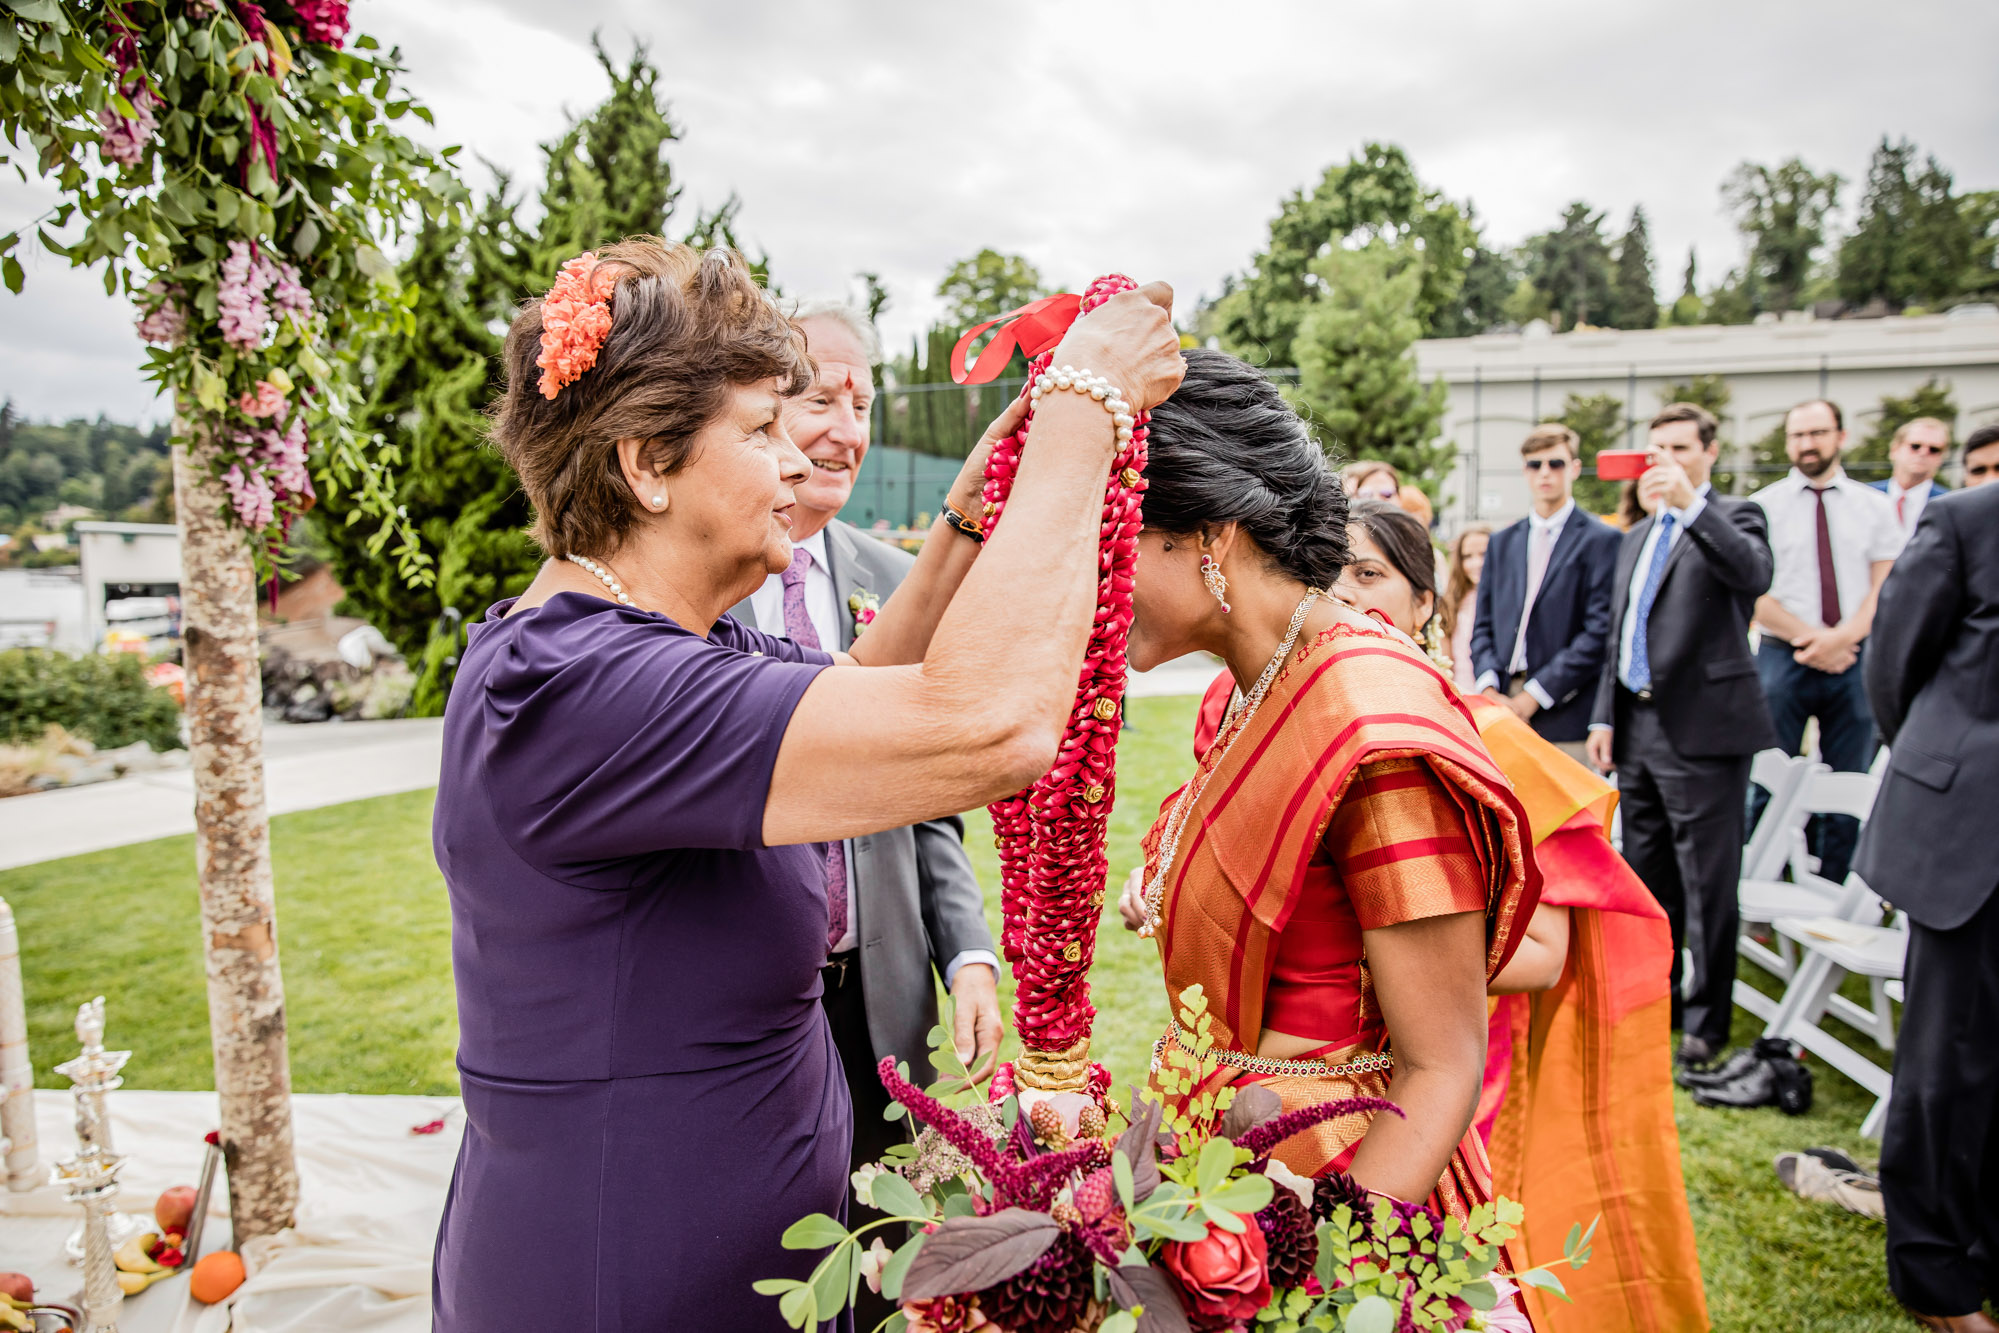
{"left": 1468, "top": 422, "right": 1622, "bottom": 763}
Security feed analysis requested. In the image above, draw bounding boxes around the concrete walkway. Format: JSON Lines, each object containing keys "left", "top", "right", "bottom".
{"left": 0, "top": 717, "right": 443, "bottom": 870}
{"left": 0, "top": 656, "right": 1219, "bottom": 871}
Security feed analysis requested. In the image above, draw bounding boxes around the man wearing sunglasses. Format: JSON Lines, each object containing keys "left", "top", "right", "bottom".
{"left": 1468, "top": 422, "right": 1620, "bottom": 762}
{"left": 1873, "top": 417, "right": 1952, "bottom": 536}
{"left": 1960, "top": 423, "right": 1999, "bottom": 490}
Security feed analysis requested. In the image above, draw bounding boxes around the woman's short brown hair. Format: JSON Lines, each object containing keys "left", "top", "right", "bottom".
{"left": 490, "top": 237, "right": 814, "bottom": 556}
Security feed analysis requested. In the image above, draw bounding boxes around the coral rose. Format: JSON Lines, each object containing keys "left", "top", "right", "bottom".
{"left": 1162, "top": 1214, "right": 1272, "bottom": 1326}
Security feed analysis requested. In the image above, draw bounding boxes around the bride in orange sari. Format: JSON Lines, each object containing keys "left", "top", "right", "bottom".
{"left": 1114, "top": 350, "right": 1539, "bottom": 1219}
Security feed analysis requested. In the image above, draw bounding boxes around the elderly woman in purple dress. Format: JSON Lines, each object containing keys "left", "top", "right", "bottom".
{"left": 429, "top": 237, "right": 1183, "bottom": 1331}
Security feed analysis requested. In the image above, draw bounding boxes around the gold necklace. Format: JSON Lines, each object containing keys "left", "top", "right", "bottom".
{"left": 1138, "top": 590, "right": 1321, "bottom": 938}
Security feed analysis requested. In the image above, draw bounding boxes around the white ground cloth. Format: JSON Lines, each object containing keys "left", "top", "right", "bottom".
{"left": 1, "top": 1089, "right": 460, "bottom": 1332}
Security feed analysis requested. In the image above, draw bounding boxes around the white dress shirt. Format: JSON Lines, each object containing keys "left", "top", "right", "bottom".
{"left": 1473, "top": 500, "right": 1572, "bottom": 708}
{"left": 748, "top": 527, "right": 998, "bottom": 986}
{"left": 1884, "top": 478, "right": 1933, "bottom": 538}
{"left": 1750, "top": 468, "right": 1904, "bottom": 632}
{"left": 1601, "top": 484, "right": 1710, "bottom": 702}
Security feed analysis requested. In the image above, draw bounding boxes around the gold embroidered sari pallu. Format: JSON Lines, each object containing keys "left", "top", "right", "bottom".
{"left": 1147, "top": 618, "right": 1539, "bottom": 1219}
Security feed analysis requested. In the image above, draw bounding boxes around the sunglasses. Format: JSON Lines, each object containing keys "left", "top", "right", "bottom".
{"left": 1969, "top": 461, "right": 1998, "bottom": 480}
{"left": 1900, "top": 442, "right": 1948, "bottom": 456}
{"left": 1522, "top": 458, "right": 1572, "bottom": 472}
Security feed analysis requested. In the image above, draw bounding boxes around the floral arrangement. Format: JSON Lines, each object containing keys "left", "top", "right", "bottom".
{"left": 761, "top": 988, "right": 1591, "bottom": 1333}
{"left": 850, "top": 588, "right": 882, "bottom": 637}
{"left": 2, "top": 0, "right": 452, "bottom": 568}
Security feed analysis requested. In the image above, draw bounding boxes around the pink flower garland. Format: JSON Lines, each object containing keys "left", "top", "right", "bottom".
{"left": 981, "top": 275, "right": 1150, "bottom": 1069}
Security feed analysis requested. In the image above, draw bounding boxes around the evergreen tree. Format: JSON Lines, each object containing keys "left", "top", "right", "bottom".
{"left": 1555, "top": 392, "right": 1627, "bottom": 513}
{"left": 1433, "top": 203, "right": 1514, "bottom": 337}
{"left": 1522, "top": 202, "right": 1614, "bottom": 329}
{"left": 1214, "top": 143, "right": 1476, "bottom": 363}
{"left": 1608, "top": 206, "right": 1659, "bottom": 329}
{"left": 1669, "top": 247, "right": 1704, "bottom": 325}
{"left": 1721, "top": 157, "right": 1842, "bottom": 314}
{"left": 1838, "top": 138, "right": 1972, "bottom": 309}
{"left": 1288, "top": 243, "right": 1450, "bottom": 493}
{"left": 1962, "top": 190, "right": 1999, "bottom": 300}
{"left": 323, "top": 43, "right": 698, "bottom": 712}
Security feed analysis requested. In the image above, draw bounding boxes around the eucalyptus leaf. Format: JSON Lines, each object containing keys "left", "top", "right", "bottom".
{"left": 880, "top": 1232, "right": 925, "bottom": 1302}
{"left": 1459, "top": 1279, "right": 1497, "bottom": 1311}
{"left": 2, "top": 0, "right": 66, "bottom": 24}
{"left": 1517, "top": 1267, "right": 1571, "bottom": 1301}
{"left": 810, "top": 1242, "right": 855, "bottom": 1319}
{"left": 751, "top": 1278, "right": 804, "bottom": 1297}
{"left": 776, "top": 1283, "right": 815, "bottom": 1329}
{"left": 1112, "top": 1147, "right": 1135, "bottom": 1212}
{"left": 1346, "top": 1294, "right": 1396, "bottom": 1333}
{"left": 869, "top": 1171, "right": 927, "bottom": 1221}
{"left": 1195, "top": 1138, "right": 1236, "bottom": 1195}
{"left": 780, "top": 1213, "right": 850, "bottom": 1251}
{"left": 942, "top": 1190, "right": 977, "bottom": 1219}
{"left": 1208, "top": 1173, "right": 1273, "bottom": 1214}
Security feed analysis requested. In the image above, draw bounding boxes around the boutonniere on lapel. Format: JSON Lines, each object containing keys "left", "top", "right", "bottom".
{"left": 847, "top": 588, "right": 880, "bottom": 637}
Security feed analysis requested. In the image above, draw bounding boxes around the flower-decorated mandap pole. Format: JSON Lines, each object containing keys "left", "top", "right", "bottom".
{"left": 2, "top": 1, "right": 455, "bottom": 1239}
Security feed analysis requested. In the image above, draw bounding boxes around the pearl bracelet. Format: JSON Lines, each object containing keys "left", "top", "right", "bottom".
{"left": 1028, "top": 364, "right": 1136, "bottom": 443}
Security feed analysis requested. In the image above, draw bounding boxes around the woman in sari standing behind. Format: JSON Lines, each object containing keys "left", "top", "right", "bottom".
{"left": 1328, "top": 501, "right": 1709, "bottom": 1333}
{"left": 1116, "top": 351, "right": 1539, "bottom": 1216}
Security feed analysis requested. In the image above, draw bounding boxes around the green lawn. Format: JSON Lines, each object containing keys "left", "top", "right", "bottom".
{"left": 0, "top": 694, "right": 1904, "bottom": 1329}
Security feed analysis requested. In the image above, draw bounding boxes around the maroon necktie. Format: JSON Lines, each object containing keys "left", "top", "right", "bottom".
{"left": 1812, "top": 487, "right": 1841, "bottom": 628}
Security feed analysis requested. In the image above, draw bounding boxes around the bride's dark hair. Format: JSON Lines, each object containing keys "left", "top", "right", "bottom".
{"left": 1140, "top": 348, "right": 1349, "bottom": 587}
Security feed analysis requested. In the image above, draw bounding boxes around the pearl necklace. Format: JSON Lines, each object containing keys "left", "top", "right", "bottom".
{"left": 565, "top": 553, "right": 632, "bottom": 606}
{"left": 1138, "top": 589, "right": 1322, "bottom": 938}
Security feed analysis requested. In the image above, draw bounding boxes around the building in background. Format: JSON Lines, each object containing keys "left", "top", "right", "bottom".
{"left": 74, "top": 521, "right": 181, "bottom": 654}
{"left": 1420, "top": 309, "right": 1999, "bottom": 529}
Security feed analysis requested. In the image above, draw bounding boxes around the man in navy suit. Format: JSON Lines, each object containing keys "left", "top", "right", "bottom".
{"left": 1468, "top": 422, "right": 1621, "bottom": 763}
{"left": 1872, "top": 416, "right": 1952, "bottom": 538}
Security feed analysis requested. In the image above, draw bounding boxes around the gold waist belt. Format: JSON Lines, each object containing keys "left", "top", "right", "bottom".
{"left": 1152, "top": 1020, "right": 1397, "bottom": 1080}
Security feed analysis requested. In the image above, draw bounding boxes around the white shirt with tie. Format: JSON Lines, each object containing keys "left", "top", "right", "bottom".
{"left": 1472, "top": 499, "right": 1572, "bottom": 708}
{"left": 1884, "top": 478, "right": 1933, "bottom": 539}
{"left": 748, "top": 528, "right": 999, "bottom": 987}
{"left": 1584, "top": 485, "right": 1710, "bottom": 732}
{"left": 1750, "top": 467, "right": 1904, "bottom": 632}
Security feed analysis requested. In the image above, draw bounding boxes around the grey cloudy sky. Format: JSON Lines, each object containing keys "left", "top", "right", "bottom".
{"left": 4, "top": 0, "right": 1996, "bottom": 424}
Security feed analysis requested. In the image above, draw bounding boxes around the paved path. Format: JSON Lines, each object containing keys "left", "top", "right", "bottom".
{"left": 0, "top": 717, "right": 443, "bottom": 870}
{"left": 0, "top": 657, "right": 1219, "bottom": 870}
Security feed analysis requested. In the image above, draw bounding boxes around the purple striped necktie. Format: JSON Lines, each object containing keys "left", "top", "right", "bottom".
{"left": 779, "top": 549, "right": 849, "bottom": 952}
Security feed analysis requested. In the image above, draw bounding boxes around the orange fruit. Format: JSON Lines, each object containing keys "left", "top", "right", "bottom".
{"left": 188, "top": 1251, "right": 245, "bottom": 1304}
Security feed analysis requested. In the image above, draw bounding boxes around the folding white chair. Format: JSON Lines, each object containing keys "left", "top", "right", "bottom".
{"left": 1764, "top": 880, "right": 1906, "bottom": 1138}
{"left": 1743, "top": 750, "right": 1820, "bottom": 882}
{"left": 1733, "top": 767, "right": 1879, "bottom": 1022}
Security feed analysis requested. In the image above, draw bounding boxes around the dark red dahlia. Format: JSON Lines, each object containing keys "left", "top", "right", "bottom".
{"left": 290, "top": 0, "right": 350, "bottom": 46}
{"left": 1310, "top": 1170, "right": 1370, "bottom": 1231}
{"left": 977, "top": 1230, "right": 1095, "bottom": 1333}
{"left": 1255, "top": 1188, "right": 1318, "bottom": 1289}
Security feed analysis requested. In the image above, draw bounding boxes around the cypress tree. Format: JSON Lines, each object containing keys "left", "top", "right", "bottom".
{"left": 1609, "top": 206, "right": 1659, "bottom": 329}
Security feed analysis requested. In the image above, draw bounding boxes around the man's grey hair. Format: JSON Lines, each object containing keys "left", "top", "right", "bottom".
{"left": 790, "top": 299, "right": 883, "bottom": 366}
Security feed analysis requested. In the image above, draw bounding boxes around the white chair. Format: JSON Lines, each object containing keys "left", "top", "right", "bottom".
{"left": 1733, "top": 767, "right": 1880, "bottom": 1021}
{"left": 1743, "top": 750, "right": 1820, "bottom": 882}
{"left": 1764, "top": 882, "right": 1906, "bottom": 1138}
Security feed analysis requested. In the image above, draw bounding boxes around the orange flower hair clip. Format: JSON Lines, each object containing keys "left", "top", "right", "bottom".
{"left": 536, "top": 252, "right": 619, "bottom": 400}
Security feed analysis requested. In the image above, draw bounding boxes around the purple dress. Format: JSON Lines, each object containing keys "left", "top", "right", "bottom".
{"left": 431, "top": 592, "right": 851, "bottom": 1331}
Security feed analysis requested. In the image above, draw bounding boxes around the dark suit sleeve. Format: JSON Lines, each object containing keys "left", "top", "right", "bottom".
{"left": 1527, "top": 523, "right": 1618, "bottom": 707}
{"left": 1681, "top": 498, "right": 1773, "bottom": 596}
{"left": 1467, "top": 529, "right": 1503, "bottom": 685}
{"left": 913, "top": 813, "right": 996, "bottom": 976}
{"left": 1864, "top": 502, "right": 1965, "bottom": 745}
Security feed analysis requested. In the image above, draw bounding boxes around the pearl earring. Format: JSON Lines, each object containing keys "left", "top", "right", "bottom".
{"left": 651, "top": 495, "right": 666, "bottom": 510}
{"left": 1200, "top": 554, "right": 1231, "bottom": 614}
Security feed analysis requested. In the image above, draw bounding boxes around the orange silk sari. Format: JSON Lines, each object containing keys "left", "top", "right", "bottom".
{"left": 1153, "top": 610, "right": 1538, "bottom": 1220}
{"left": 1465, "top": 697, "right": 1709, "bottom": 1333}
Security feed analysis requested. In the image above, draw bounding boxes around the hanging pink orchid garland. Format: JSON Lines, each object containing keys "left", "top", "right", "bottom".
{"left": 970, "top": 274, "right": 1150, "bottom": 1102}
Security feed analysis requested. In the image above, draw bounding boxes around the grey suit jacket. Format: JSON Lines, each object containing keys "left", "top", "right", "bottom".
{"left": 729, "top": 519, "right": 996, "bottom": 1080}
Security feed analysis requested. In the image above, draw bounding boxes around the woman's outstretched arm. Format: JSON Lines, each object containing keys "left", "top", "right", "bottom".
{"left": 763, "top": 284, "right": 1183, "bottom": 846}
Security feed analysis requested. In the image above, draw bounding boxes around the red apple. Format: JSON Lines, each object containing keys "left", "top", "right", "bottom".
{"left": 0, "top": 1271, "right": 32, "bottom": 1301}
{"left": 155, "top": 1185, "right": 199, "bottom": 1235}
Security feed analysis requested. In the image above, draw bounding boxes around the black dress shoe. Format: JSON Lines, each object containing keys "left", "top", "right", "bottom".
{"left": 1690, "top": 1039, "right": 1813, "bottom": 1115}
{"left": 1674, "top": 1035, "right": 1717, "bottom": 1069}
{"left": 1676, "top": 1046, "right": 1760, "bottom": 1089}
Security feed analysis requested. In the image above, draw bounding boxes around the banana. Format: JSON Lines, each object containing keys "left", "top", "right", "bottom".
{"left": 114, "top": 1231, "right": 164, "bottom": 1274}
{"left": 0, "top": 1305, "right": 33, "bottom": 1330}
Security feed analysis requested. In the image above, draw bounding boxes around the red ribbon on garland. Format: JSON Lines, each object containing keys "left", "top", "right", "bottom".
{"left": 948, "top": 293, "right": 1084, "bottom": 385}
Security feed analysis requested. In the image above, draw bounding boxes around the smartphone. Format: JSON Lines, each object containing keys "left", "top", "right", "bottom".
{"left": 1595, "top": 450, "right": 1652, "bottom": 481}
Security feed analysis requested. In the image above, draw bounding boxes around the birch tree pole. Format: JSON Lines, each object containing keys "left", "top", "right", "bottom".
{"left": 2, "top": 1, "right": 455, "bottom": 1240}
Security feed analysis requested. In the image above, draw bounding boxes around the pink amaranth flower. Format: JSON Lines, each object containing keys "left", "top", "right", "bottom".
{"left": 135, "top": 281, "right": 187, "bottom": 347}
{"left": 270, "top": 259, "right": 314, "bottom": 327}
{"left": 291, "top": 0, "right": 350, "bottom": 46}
{"left": 268, "top": 416, "right": 312, "bottom": 500}
{"left": 98, "top": 85, "right": 160, "bottom": 168}
{"left": 239, "top": 380, "right": 289, "bottom": 420}
{"left": 219, "top": 241, "right": 274, "bottom": 350}
{"left": 222, "top": 463, "right": 276, "bottom": 529}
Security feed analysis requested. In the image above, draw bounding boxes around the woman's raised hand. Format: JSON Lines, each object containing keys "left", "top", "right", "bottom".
{"left": 1049, "top": 281, "right": 1185, "bottom": 414}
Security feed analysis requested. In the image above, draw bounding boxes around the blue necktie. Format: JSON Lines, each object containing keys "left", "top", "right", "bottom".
{"left": 1627, "top": 512, "right": 1677, "bottom": 693}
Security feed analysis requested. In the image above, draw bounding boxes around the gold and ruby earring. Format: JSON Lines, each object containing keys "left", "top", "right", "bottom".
{"left": 1200, "top": 554, "right": 1231, "bottom": 614}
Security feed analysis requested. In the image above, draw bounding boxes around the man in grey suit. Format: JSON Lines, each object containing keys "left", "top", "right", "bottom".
{"left": 730, "top": 302, "right": 1000, "bottom": 1327}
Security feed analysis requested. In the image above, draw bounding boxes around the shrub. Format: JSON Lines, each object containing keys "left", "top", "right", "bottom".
{"left": 0, "top": 649, "right": 184, "bottom": 752}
